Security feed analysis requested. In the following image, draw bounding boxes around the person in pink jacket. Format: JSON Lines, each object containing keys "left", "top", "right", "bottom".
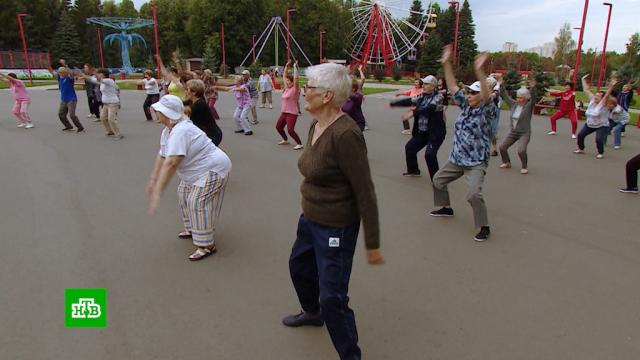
{"left": 395, "top": 79, "right": 424, "bottom": 134}
{"left": 0, "top": 73, "right": 34, "bottom": 128}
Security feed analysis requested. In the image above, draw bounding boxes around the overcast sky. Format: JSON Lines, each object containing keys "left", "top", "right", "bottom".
{"left": 127, "top": 0, "right": 638, "bottom": 53}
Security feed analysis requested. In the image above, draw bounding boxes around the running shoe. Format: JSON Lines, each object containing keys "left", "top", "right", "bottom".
{"left": 571, "top": 134, "right": 577, "bottom": 139}
{"left": 430, "top": 207, "right": 454, "bottom": 217}
{"left": 401, "top": 129, "right": 412, "bottom": 135}
{"left": 25, "top": 123, "right": 34, "bottom": 129}
{"left": 547, "top": 131, "right": 557, "bottom": 135}
{"left": 619, "top": 188, "right": 639, "bottom": 194}
{"left": 520, "top": 169, "right": 529, "bottom": 174}
{"left": 614, "top": 146, "right": 621, "bottom": 150}
{"left": 293, "top": 144, "right": 304, "bottom": 150}
{"left": 596, "top": 154, "right": 604, "bottom": 159}
{"left": 17, "top": 123, "right": 26, "bottom": 128}
{"left": 573, "top": 149, "right": 584, "bottom": 154}
{"left": 278, "top": 140, "right": 290, "bottom": 145}
{"left": 474, "top": 227, "right": 491, "bottom": 242}
{"left": 282, "top": 311, "right": 324, "bottom": 327}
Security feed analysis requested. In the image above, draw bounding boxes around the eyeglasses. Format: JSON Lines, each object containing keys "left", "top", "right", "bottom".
{"left": 303, "top": 84, "right": 330, "bottom": 93}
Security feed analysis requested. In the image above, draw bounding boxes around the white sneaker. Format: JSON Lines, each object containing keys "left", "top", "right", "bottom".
{"left": 293, "top": 144, "right": 304, "bottom": 150}
{"left": 571, "top": 134, "right": 577, "bottom": 139}
{"left": 596, "top": 154, "right": 604, "bottom": 159}
{"left": 364, "top": 125, "right": 370, "bottom": 131}
{"left": 499, "top": 163, "right": 511, "bottom": 169}
{"left": 520, "top": 169, "right": 529, "bottom": 174}
{"left": 547, "top": 131, "right": 557, "bottom": 135}
{"left": 401, "top": 129, "right": 412, "bottom": 135}
{"left": 278, "top": 140, "right": 290, "bottom": 145}
{"left": 614, "top": 146, "right": 621, "bottom": 150}
{"left": 17, "top": 123, "right": 26, "bottom": 128}
{"left": 621, "top": 133, "right": 625, "bottom": 137}
{"left": 258, "top": 105, "right": 264, "bottom": 108}
{"left": 573, "top": 149, "right": 584, "bottom": 154}
{"left": 25, "top": 123, "right": 34, "bottom": 129}
{"left": 269, "top": 105, "right": 273, "bottom": 109}
{"left": 87, "top": 114, "right": 94, "bottom": 118}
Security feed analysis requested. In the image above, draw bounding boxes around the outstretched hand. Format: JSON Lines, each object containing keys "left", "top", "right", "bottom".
{"left": 582, "top": 74, "right": 590, "bottom": 81}
{"left": 439, "top": 45, "right": 453, "bottom": 63}
{"left": 474, "top": 53, "right": 488, "bottom": 71}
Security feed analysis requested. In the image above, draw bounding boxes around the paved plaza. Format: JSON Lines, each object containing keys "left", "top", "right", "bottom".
{"left": 0, "top": 88, "right": 639, "bottom": 359}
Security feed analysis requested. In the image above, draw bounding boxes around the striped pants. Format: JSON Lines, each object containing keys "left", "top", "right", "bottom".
{"left": 177, "top": 172, "right": 228, "bottom": 248}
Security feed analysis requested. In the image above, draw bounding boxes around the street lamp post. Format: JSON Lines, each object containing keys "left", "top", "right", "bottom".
{"left": 572, "top": 0, "right": 589, "bottom": 85}
{"left": 17, "top": 13, "right": 32, "bottom": 85}
{"left": 96, "top": 28, "right": 105, "bottom": 68}
{"left": 597, "top": 2, "right": 613, "bottom": 88}
{"left": 252, "top": 34, "right": 256, "bottom": 64}
{"left": 448, "top": 1, "right": 460, "bottom": 67}
{"left": 319, "top": 31, "right": 326, "bottom": 64}
{"left": 286, "top": 8, "right": 297, "bottom": 63}
{"left": 221, "top": 22, "right": 226, "bottom": 77}
{"left": 151, "top": 2, "right": 160, "bottom": 76}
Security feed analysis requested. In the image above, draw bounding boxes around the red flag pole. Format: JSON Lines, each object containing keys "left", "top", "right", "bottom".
{"left": 152, "top": 2, "right": 161, "bottom": 76}
{"left": 17, "top": 13, "right": 32, "bottom": 85}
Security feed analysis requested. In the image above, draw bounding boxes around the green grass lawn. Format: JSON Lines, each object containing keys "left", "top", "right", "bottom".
{"left": 362, "top": 87, "right": 398, "bottom": 95}
{"left": 0, "top": 80, "right": 58, "bottom": 89}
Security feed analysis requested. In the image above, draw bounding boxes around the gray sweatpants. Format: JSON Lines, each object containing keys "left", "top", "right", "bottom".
{"left": 433, "top": 161, "right": 489, "bottom": 228}
{"left": 500, "top": 131, "right": 531, "bottom": 169}
{"left": 58, "top": 100, "right": 84, "bottom": 130}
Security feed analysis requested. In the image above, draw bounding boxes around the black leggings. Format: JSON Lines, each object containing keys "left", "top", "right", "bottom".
{"left": 143, "top": 94, "right": 160, "bottom": 120}
{"left": 626, "top": 153, "right": 640, "bottom": 189}
{"left": 577, "top": 125, "right": 609, "bottom": 154}
{"left": 405, "top": 128, "right": 446, "bottom": 179}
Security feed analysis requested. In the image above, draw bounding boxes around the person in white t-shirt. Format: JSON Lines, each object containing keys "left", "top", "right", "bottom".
{"left": 258, "top": 68, "right": 274, "bottom": 109}
{"left": 146, "top": 95, "right": 232, "bottom": 261}
{"left": 138, "top": 69, "right": 160, "bottom": 121}
{"left": 82, "top": 68, "right": 123, "bottom": 139}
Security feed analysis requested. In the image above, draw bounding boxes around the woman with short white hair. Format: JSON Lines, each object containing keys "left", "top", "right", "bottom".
{"left": 146, "top": 95, "right": 232, "bottom": 261}
{"left": 282, "top": 63, "right": 384, "bottom": 360}
{"left": 497, "top": 78, "right": 538, "bottom": 174}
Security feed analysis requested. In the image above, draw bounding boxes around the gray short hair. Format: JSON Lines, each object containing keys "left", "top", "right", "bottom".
{"left": 516, "top": 86, "right": 531, "bottom": 99}
{"left": 305, "top": 63, "right": 352, "bottom": 106}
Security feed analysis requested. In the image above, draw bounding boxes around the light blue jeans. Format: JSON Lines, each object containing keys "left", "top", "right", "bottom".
{"left": 605, "top": 121, "right": 625, "bottom": 147}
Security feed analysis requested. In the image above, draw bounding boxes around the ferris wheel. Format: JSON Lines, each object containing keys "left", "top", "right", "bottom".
{"left": 348, "top": 0, "right": 437, "bottom": 68}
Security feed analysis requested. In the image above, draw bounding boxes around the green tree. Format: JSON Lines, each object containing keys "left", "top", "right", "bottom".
{"left": 531, "top": 61, "right": 553, "bottom": 99}
{"left": 503, "top": 66, "right": 522, "bottom": 99}
{"left": 553, "top": 23, "right": 576, "bottom": 66}
{"left": 51, "top": 9, "right": 83, "bottom": 66}
{"left": 202, "top": 34, "right": 220, "bottom": 71}
{"left": 416, "top": 31, "right": 443, "bottom": 76}
{"left": 73, "top": 0, "right": 103, "bottom": 65}
{"left": 457, "top": 0, "right": 478, "bottom": 68}
{"left": 624, "top": 32, "right": 640, "bottom": 68}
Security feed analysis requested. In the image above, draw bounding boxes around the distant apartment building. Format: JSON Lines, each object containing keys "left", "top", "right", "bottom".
{"left": 503, "top": 42, "right": 518, "bottom": 52}
{"left": 524, "top": 42, "right": 557, "bottom": 58}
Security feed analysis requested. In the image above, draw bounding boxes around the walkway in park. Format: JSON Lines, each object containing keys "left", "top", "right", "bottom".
{"left": 0, "top": 89, "right": 638, "bottom": 359}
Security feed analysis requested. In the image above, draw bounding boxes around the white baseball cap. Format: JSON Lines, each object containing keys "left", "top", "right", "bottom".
{"left": 241, "top": 69, "right": 250, "bottom": 75}
{"left": 467, "top": 81, "right": 481, "bottom": 92}
{"left": 422, "top": 75, "right": 438, "bottom": 86}
{"left": 151, "top": 95, "right": 185, "bottom": 121}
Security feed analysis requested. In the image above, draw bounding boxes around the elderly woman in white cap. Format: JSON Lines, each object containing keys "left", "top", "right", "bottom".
{"left": 146, "top": 95, "right": 232, "bottom": 261}
{"left": 497, "top": 77, "right": 538, "bottom": 174}
{"left": 390, "top": 74, "right": 445, "bottom": 180}
{"left": 282, "top": 62, "right": 384, "bottom": 360}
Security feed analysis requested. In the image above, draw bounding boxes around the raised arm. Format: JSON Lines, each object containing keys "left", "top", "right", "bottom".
{"left": 602, "top": 79, "right": 619, "bottom": 105}
{"left": 497, "top": 77, "right": 516, "bottom": 108}
{"left": 357, "top": 64, "right": 366, "bottom": 87}
{"left": 440, "top": 45, "right": 460, "bottom": 95}
{"left": 0, "top": 73, "right": 11, "bottom": 84}
{"left": 293, "top": 61, "right": 299, "bottom": 89}
{"left": 171, "top": 51, "right": 183, "bottom": 75}
{"left": 474, "top": 53, "right": 490, "bottom": 103}
{"left": 581, "top": 74, "right": 594, "bottom": 100}
{"left": 156, "top": 55, "right": 179, "bottom": 83}
{"left": 283, "top": 60, "right": 291, "bottom": 85}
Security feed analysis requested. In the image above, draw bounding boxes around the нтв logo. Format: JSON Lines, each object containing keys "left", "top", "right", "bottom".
{"left": 65, "top": 289, "right": 107, "bottom": 328}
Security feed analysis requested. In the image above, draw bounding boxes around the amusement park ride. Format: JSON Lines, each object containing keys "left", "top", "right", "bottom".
{"left": 241, "top": 0, "right": 437, "bottom": 73}
{"left": 348, "top": 0, "right": 437, "bottom": 73}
